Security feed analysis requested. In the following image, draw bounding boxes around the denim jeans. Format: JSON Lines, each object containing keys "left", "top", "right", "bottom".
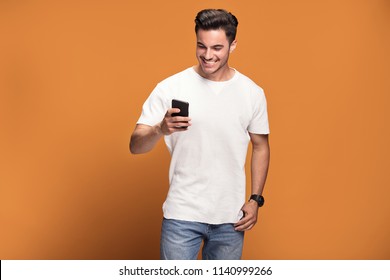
{"left": 160, "top": 218, "right": 244, "bottom": 260}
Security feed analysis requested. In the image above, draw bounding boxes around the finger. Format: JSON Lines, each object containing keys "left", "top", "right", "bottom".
{"left": 170, "top": 124, "right": 190, "bottom": 131}
{"left": 167, "top": 108, "right": 180, "bottom": 116}
{"left": 173, "top": 128, "right": 189, "bottom": 132}
{"left": 234, "top": 215, "right": 249, "bottom": 226}
{"left": 235, "top": 214, "right": 256, "bottom": 229}
{"left": 234, "top": 217, "right": 251, "bottom": 230}
{"left": 174, "top": 122, "right": 191, "bottom": 128}
{"left": 245, "top": 224, "right": 254, "bottom": 231}
{"left": 235, "top": 221, "right": 254, "bottom": 232}
{"left": 171, "top": 116, "right": 191, "bottom": 123}
{"left": 234, "top": 223, "right": 248, "bottom": 231}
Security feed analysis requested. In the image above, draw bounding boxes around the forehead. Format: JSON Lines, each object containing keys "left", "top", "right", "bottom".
{"left": 196, "top": 29, "right": 229, "bottom": 45}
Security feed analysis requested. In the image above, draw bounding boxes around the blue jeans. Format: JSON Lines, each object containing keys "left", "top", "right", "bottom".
{"left": 160, "top": 218, "right": 244, "bottom": 260}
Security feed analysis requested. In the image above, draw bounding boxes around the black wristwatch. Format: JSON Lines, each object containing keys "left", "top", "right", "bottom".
{"left": 249, "top": 194, "right": 265, "bottom": 207}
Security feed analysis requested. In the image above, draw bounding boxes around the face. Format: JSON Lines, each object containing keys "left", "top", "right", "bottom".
{"left": 196, "top": 29, "right": 237, "bottom": 80}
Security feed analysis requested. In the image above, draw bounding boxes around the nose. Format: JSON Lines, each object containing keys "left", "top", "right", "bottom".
{"left": 204, "top": 48, "right": 213, "bottom": 60}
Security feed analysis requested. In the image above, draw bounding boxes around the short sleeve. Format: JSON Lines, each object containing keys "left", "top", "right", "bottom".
{"left": 247, "top": 88, "right": 270, "bottom": 134}
{"left": 137, "top": 84, "right": 169, "bottom": 126}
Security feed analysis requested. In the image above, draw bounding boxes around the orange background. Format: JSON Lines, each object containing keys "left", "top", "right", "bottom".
{"left": 1, "top": 0, "right": 389, "bottom": 259}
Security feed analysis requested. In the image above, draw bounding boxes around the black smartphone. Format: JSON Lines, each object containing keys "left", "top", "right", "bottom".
{"left": 171, "top": 99, "right": 189, "bottom": 117}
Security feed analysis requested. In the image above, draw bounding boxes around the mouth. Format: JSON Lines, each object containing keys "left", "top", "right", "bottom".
{"left": 201, "top": 58, "right": 218, "bottom": 67}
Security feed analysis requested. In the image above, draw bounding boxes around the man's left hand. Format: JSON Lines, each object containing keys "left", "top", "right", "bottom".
{"left": 234, "top": 200, "right": 259, "bottom": 231}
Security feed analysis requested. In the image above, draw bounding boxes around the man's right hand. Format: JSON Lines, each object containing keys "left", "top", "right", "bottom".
{"left": 159, "top": 108, "right": 192, "bottom": 135}
{"left": 130, "top": 109, "right": 191, "bottom": 154}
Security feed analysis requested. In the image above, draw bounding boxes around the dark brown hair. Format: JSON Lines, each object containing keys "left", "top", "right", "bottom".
{"left": 195, "top": 9, "right": 238, "bottom": 44}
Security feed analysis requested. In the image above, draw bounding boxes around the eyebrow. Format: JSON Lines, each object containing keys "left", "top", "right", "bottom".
{"left": 197, "top": 42, "right": 225, "bottom": 48}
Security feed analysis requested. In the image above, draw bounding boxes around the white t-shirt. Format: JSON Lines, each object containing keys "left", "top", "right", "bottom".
{"left": 137, "top": 67, "right": 269, "bottom": 224}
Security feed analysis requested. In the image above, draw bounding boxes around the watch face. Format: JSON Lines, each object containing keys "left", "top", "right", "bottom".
{"left": 251, "top": 195, "right": 264, "bottom": 207}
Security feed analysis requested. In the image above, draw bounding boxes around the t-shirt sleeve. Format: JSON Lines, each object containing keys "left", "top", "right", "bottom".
{"left": 137, "top": 84, "right": 169, "bottom": 126}
{"left": 248, "top": 88, "right": 270, "bottom": 134}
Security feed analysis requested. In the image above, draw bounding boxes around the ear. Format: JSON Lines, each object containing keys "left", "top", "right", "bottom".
{"left": 229, "top": 40, "right": 237, "bottom": 53}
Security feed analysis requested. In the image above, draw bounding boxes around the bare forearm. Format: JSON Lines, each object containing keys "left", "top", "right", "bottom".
{"left": 130, "top": 124, "right": 163, "bottom": 154}
{"left": 251, "top": 139, "right": 270, "bottom": 195}
{"left": 130, "top": 109, "right": 192, "bottom": 154}
{"left": 234, "top": 135, "right": 269, "bottom": 231}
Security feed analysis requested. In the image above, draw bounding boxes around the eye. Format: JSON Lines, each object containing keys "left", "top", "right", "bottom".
{"left": 212, "top": 45, "right": 224, "bottom": 51}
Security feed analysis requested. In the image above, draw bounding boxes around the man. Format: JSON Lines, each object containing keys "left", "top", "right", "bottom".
{"left": 130, "top": 9, "right": 270, "bottom": 260}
